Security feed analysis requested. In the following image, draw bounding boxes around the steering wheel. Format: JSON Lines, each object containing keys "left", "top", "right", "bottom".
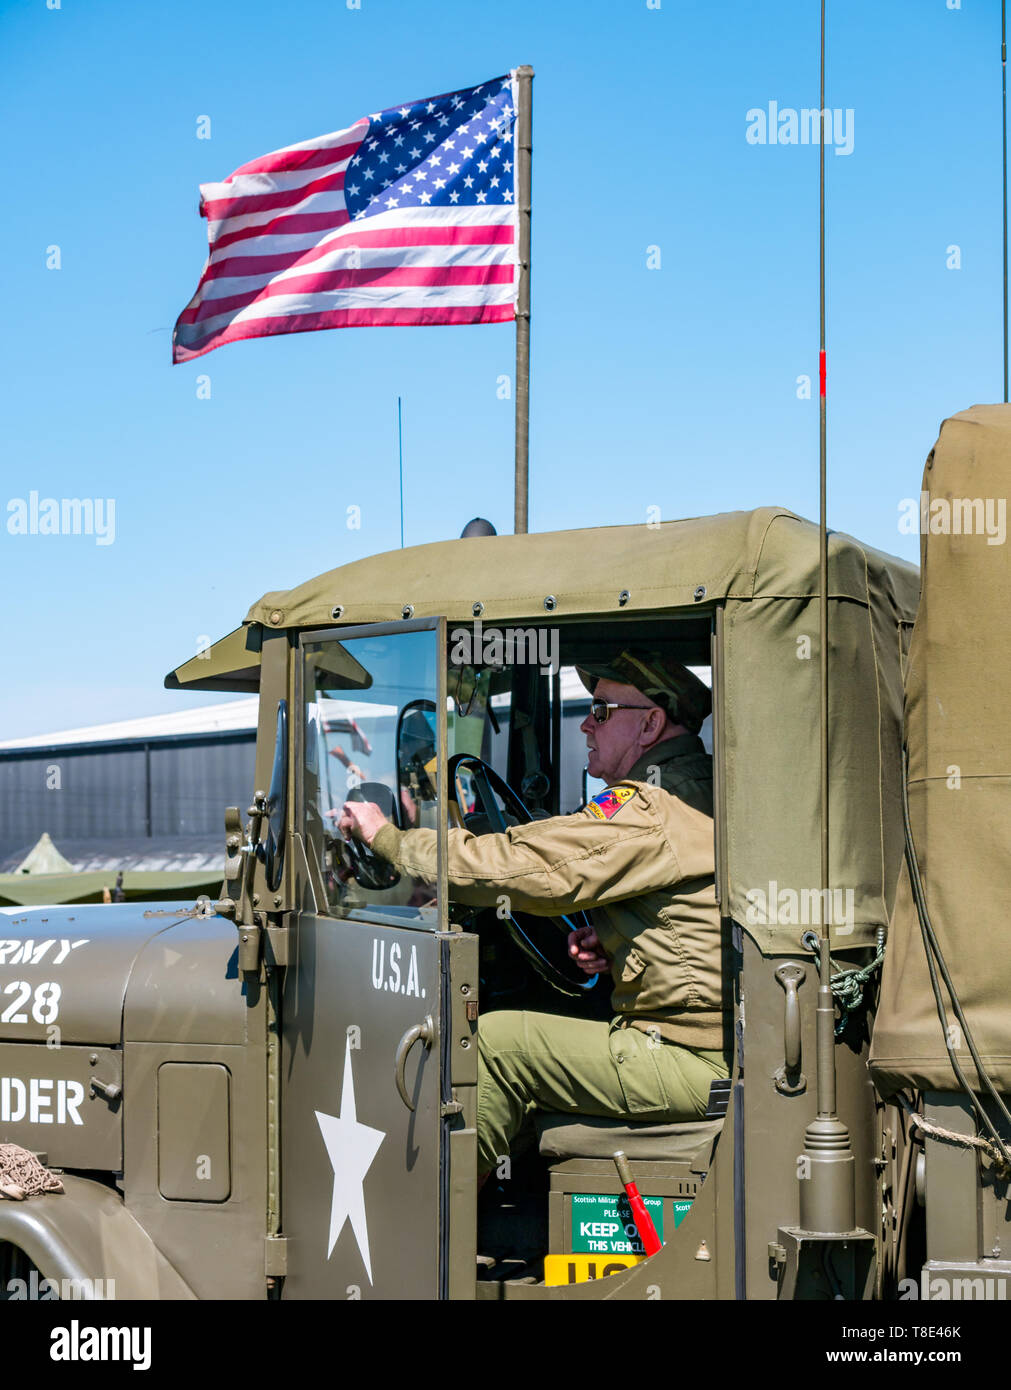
{"left": 447, "top": 754, "right": 601, "bottom": 999}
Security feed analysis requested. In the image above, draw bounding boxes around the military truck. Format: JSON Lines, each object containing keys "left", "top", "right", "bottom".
{"left": 0, "top": 404, "right": 1007, "bottom": 1301}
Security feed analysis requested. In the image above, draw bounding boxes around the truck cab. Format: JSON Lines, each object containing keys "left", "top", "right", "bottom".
{"left": 1, "top": 496, "right": 958, "bottom": 1301}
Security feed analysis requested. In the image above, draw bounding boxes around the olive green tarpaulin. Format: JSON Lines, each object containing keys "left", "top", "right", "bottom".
{"left": 869, "top": 405, "right": 1011, "bottom": 1095}
{"left": 243, "top": 506, "right": 918, "bottom": 955}
{"left": 720, "top": 523, "right": 917, "bottom": 952}
{"left": 0, "top": 871, "right": 224, "bottom": 907}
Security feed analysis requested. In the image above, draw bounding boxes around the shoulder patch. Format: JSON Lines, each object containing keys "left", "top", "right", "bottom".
{"left": 587, "top": 785, "right": 637, "bottom": 820}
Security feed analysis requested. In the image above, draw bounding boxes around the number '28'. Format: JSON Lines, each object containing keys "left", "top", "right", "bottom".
{"left": 0, "top": 981, "right": 62, "bottom": 1025}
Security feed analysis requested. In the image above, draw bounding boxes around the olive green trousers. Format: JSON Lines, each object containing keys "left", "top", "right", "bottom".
{"left": 476, "top": 1009, "right": 729, "bottom": 1176}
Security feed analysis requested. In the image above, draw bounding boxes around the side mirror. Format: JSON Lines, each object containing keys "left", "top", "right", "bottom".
{"left": 263, "top": 700, "right": 288, "bottom": 893}
{"left": 396, "top": 698, "right": 438, "bottom": 806}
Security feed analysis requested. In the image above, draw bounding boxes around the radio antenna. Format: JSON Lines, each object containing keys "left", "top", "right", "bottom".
{"left": 792, "top": 0, "right": 861, "bottom": 1243}
{"left": 1003, "top": 0, "right": 1008, "bottom": 401}
{"left": 398, "top": 395, "right": 405, "bottom": 548}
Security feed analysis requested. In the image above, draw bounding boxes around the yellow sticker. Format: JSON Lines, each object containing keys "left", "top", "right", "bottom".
{"left": 543, "top": 1253, "right": 644, "bottom": 1286}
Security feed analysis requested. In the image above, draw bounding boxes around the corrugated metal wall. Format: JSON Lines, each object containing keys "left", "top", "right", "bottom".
{"left": 149, "top": 739, "right": 255, "bottom": 837}
{"left": 0, "top": 735, "right": 255, "bottom": 859}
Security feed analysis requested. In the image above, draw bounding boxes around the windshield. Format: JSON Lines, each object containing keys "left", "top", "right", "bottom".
{"left": 304, "top": 628, "right": 441, "bottom": 925}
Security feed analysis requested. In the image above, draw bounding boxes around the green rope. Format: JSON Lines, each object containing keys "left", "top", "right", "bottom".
{"left": 829, "top": 949, "right": 885, "bottom": 1034}
{"left": 803, "top": 931, "right": 885, "bottom": 1035}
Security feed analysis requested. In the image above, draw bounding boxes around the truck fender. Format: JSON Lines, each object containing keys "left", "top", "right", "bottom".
{"left": 0, "top": 1174, "right": 195, "bottom": 1299}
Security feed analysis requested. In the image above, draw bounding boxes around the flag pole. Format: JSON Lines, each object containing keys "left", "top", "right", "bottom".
{"left": 514, "top": 65, "right": 534, "bottom": 535}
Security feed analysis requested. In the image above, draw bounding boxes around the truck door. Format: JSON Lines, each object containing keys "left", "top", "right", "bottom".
{"left": 280, "top": 619, "right": 477, "bottom": 1300}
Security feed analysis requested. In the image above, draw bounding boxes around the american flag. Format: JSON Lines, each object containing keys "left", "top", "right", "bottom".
{"left": 173, "top": 73, "right": 519, "bottom": 363}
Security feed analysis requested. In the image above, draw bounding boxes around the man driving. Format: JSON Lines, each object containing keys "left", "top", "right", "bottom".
{"left": 338, "top": 649, "right": 730, "bottom": 1179}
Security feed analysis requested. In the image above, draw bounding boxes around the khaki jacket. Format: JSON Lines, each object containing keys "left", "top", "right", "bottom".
{"left": 372, "top": 735, "right": 726, "bottom": 1049}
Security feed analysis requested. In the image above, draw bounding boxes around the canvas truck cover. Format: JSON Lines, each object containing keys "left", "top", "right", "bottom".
{"left": 870, "top": 404, "right": 1011, "bottom": 1094}
{"left": 718, "top": 518, "right": 917, "bottom": 953}
{"left": 243, "top": 507, "right": 917, "bottom": 954}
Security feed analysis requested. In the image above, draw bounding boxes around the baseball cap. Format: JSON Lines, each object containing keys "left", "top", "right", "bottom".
{"left": 576, "top": 649, "right": 712, "bottom": 734}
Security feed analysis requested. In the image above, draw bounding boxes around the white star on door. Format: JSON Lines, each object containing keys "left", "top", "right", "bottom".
{"left": 315, "top": 1035, "right": 386, "bottom": 1283}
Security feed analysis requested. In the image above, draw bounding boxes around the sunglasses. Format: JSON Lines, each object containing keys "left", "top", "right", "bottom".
{"left": 589, "top": 700, "right": 656, "bottom": 724}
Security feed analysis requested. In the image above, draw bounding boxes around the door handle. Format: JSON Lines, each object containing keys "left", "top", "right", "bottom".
{"left": 394, "top": 1015, "right": 434, "bottom": 1112}
{"left": 773, "top": 963, "right": 806, "bottom": 1095}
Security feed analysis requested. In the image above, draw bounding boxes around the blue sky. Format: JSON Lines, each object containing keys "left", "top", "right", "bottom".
{"left": 0, "top": 0, "right": 1002, "bottom": 738}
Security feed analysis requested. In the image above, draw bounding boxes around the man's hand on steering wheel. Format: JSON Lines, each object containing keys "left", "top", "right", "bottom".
{"left": 334, "top": 800, "right": 389, "bottom": 845}
{"left": 567, "top": 924, "right": 610, "bottom": 976}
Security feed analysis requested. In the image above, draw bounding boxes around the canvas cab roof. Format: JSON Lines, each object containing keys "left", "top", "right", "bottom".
{"left": 167, "top": 506, "right": 918, "bottom": 690}
{"left": 241, "top": 505, "right": 918, "bottom": 632}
